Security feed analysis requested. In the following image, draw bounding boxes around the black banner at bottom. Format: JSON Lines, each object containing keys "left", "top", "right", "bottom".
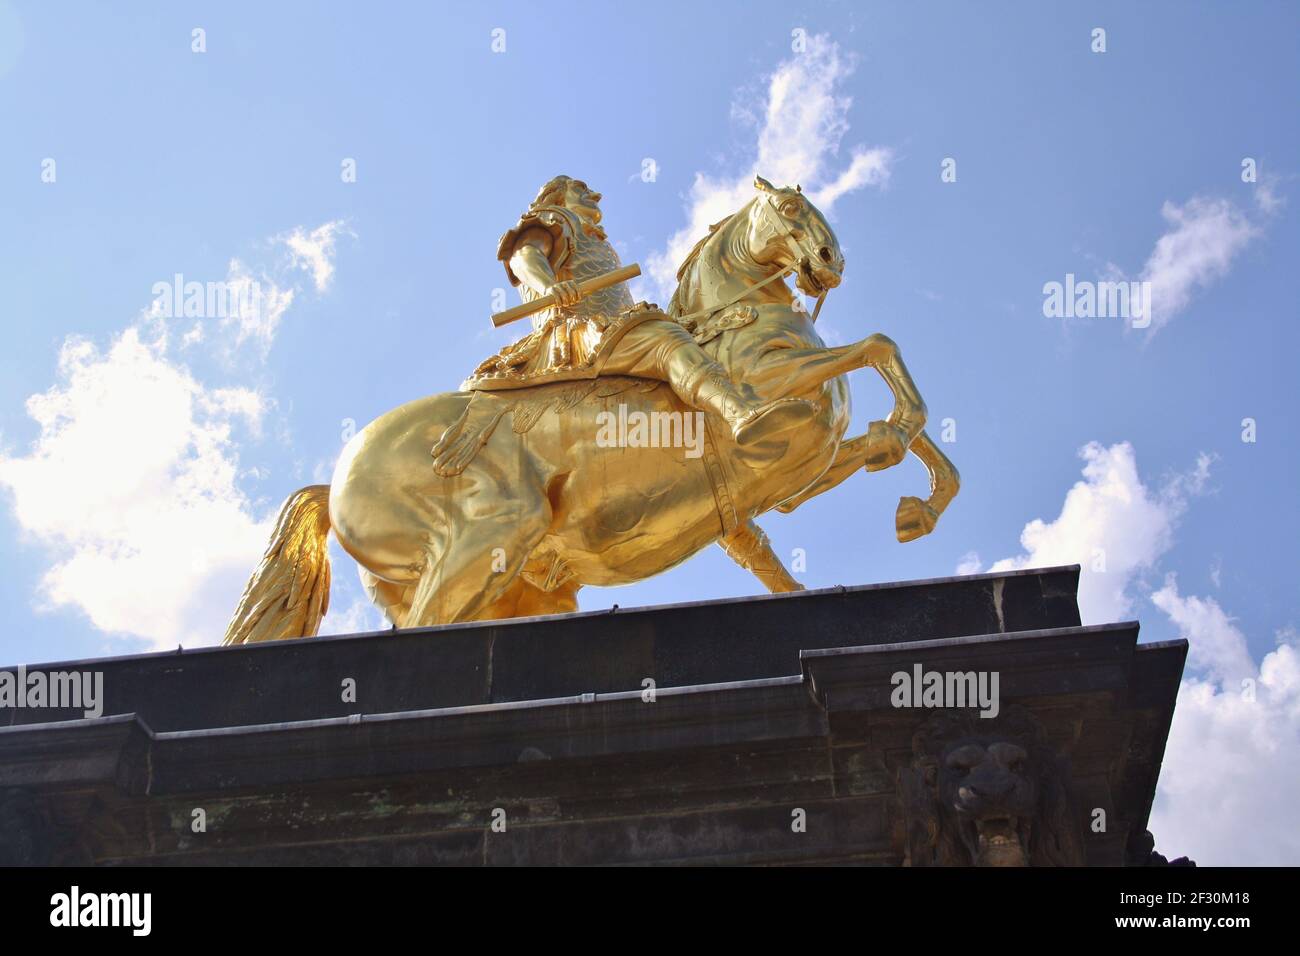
{"left": 0, "top": 864, "right": 1285, "bottom": 940}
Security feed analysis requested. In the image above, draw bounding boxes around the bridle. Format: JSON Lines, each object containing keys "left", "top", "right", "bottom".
{"left": 675, "top": 194, "right": 831, "bottom": 326}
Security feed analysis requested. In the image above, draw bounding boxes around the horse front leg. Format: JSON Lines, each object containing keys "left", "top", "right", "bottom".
{"left": 777, "top": 428, "right": 960, "bottom": 543}
{"left": 776, "top": 434, "right": 871, "bottom": 513}
{"left": 718, "top": 520, "right": 804, "bottom": 593}
{"left": 741, "top": 341, "right": 866, "bottom": 398}
{"left": 854, "top": 334, "right": 928, "bottom": 471}
{"left": 893, "top": 431, "right": 961, "bottom": 542}
{"left": 742, "top": 333, "right": 929, "bottom": 472}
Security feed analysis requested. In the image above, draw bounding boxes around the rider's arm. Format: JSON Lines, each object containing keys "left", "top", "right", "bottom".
{"left": 509, "top": 228, "right": 582, "bottom": 307}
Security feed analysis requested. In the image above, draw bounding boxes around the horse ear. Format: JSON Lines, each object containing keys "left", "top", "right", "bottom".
{"left": 754, "top": 175, "right": 776, "bottom": 194}
{"left": 795, "top": 184, "right": 802, "bottom": 193}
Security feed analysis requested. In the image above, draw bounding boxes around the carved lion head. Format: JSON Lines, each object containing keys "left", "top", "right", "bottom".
{"left": 897, "top": 706, "right": 1084, "bottom": 866}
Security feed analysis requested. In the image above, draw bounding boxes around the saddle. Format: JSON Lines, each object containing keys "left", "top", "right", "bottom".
{"left": 430, "top": 376, "right": 658, "bottom": 477}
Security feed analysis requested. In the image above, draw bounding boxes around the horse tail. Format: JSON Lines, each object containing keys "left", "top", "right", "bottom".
{"left": 222, "top": 485, "right": 333, "bottom": 645}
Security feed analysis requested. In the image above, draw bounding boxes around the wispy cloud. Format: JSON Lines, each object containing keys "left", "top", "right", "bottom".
{"left": 644, "top": 34, "right": 892, "bottom": 301}
{"left": 218, "top": 257, "right": 296, "bottom": 353}
{"left": 1092, "top": 179, "right": 1282, "bottom": 338}
{"left": 160, "top": 221, "right": 349, "bottom": 358}
{"left": 1252, "top": 175, "right": 1284, "bottom": 216}
{"left": 1135, "top": 196, "right": 1260, "bottom": 335}
{"left": 1153, "top": 575, "right": 1257, "bottom": 687}
{"left": 281, "top": 219, "right": 351, "bottom": 293}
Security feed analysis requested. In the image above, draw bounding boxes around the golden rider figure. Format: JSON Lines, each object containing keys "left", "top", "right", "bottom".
{"left": 455, "top": 175, "right": 815, "bottom": 448}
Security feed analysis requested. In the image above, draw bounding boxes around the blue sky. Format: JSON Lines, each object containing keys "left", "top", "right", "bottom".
{"left": 1, "top": 1, "right": 1297, "bottom": 863}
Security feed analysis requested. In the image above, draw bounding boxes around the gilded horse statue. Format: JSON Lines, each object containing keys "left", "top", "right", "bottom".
{"left": 222, "top": 178, "right": 958, "bottom": 642}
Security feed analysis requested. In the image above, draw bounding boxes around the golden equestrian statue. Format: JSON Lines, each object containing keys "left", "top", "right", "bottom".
{"left": 222, "top": 175, "right": 959, "bottom": 642}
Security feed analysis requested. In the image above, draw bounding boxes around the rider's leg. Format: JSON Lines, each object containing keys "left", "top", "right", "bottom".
{"left": 606, "top": 319, "right": 816, "bottom": 445}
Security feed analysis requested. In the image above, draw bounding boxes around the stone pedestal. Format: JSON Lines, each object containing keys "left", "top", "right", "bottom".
{"left": 0, "top": 565, "right": 1185, "bottom": 865}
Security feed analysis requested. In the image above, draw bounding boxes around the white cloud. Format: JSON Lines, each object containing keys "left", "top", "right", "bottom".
{"left": 644, "top": 35, "right": 892, "bottom": 301}
{"left": 1134, "top": 196, "right": 1260, "bottom": 335}
{"left": 0, "top": 221, "right": 348, "bottom": 650}
{"left": 0, "top": 329, "right": 270, "bottom": 649}
{"left": 811, "top": 146, "right": 892, "bottom": 208}
{"left": 281, "top": 220, "right": 349, "bottom": 293}
{"left": 1152, "top": 575, "right": 1257, "bottom": 687}
{"left": 960, "top": 442, "right": 1210, "bottom": 624}
{"left": 1149, "top": 622, "right": 1300, "bottom": 865}
{"left": 957, "top": 438, "right": 1297, "bottom": 863}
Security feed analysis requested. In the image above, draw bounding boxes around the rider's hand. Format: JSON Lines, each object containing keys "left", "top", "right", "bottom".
{"left": 547, "top": 280, "right": 583, "bottom": 309}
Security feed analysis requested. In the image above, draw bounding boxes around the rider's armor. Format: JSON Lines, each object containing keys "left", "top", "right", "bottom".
{"left": 469, "top": 205, "right": 652, "bottom": 386}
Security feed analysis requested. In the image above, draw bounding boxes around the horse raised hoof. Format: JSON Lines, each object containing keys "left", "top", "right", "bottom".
{"left": 732, "top": 399, "right": 818, "bottom": 446}
{"left": 896, "top": 495, "right": 938, "bottom": 542}
{"left": 864, "top": 419, "right": 908, "bottom": 471}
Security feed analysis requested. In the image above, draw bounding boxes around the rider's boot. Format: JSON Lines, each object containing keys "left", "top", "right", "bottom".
{"left": 686, "top": 364, "right": 817, "bottom": 446}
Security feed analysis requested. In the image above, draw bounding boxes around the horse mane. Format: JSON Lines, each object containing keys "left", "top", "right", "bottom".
{"left": 675, "top": 213, "right": 737, "bottom": 282}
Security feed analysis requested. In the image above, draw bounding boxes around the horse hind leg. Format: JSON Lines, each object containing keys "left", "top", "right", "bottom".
{"left": 404, "top": 491, "right": 553, "bottom": 627}
{"left": 514, "top": 578, "right": 580, "bottom": 617}
{"left": 360, "top": 569, "right": 412, "bottom": 629}
{"left": 361, "top": 548, "right": 576, "bottom": 628}
{"left": 479, "top": 576, "right": 581, "bottom": 621}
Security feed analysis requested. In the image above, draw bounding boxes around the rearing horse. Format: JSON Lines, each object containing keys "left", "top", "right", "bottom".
{"left": 222, "top": 177, "right": 959, "bottom": 643}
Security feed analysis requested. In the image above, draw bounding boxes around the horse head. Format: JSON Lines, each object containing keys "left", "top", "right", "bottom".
{"left": 747, "top": 176, "right": 844, "bottom": 297}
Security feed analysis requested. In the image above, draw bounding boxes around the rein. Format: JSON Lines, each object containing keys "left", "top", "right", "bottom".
{"left": 674, "top": 263, "right": 797, "bottom": 325}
